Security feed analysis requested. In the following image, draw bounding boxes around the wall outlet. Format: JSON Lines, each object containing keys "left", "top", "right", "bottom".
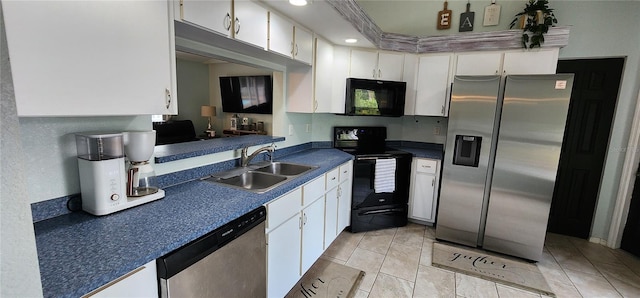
{"left": 305, "top": 124, "right": 311, "bottom": 133}
{"left": 289, "top": 124, "right": 294, "bottom": 136}
{"left": 433, "top": 125, "right": 442, "bottom": 135}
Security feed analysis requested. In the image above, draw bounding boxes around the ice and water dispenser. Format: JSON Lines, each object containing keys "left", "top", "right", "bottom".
{"left": 453, "top": 135, "right": 482, "bottom": 167}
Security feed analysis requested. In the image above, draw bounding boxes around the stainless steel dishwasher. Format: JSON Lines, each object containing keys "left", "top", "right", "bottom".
{"left": 157, "top": 206, "right": 266, "bottom": 297}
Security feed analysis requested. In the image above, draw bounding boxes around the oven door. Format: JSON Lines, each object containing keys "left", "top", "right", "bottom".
{"left": 349, "top": 155, "right": 412, "bottom": 232}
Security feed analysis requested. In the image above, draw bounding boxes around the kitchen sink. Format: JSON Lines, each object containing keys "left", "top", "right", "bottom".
{"left": 253, "top": 162, "right": 317, "bottom": 176}
{"left": 204, "top": 171, "right": 287, "bottom": 193}
{"left": 202, "top": 162, "right": 317, "bottom": 193}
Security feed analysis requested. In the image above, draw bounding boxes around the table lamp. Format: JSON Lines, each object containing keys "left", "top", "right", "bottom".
{"left": 201, "top": 105, "right": 216, "bottom": 137}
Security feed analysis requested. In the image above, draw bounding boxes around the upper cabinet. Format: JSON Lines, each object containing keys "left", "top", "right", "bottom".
{"left": 268, "top": 13, "right": 313, "bottom": 64}
{"left": 502, "top": 48, "right": 559, "bottom": 75}
{"left": 179, "top": 0, "right": 232, "bottom": 37}
{"left": 4, "top": 0, "right": 177, "bottom": 116}
{"left": 455, "top": 52, "right": 503, "bottom": 75}
{"left": 233, "top": 0, "right": 268, "bottom": 49}
{"left": 455, "top": 48, "right": 559, "bottom": 75}
{"left": 349, "top": 49, "right": 404, "bottom": 81}
{"left": 178, "top": 0, "right": 267, "bottom": 50}
{"left": 412, "top": 54, "right": 454, "bottom": 117}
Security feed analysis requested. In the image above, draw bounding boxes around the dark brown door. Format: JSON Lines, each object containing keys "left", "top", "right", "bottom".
{"left": 547, "top": 58, "right": 624, "bottom": 238}
{"left": 621, "top": 163, "right": 640, "bottom": 257}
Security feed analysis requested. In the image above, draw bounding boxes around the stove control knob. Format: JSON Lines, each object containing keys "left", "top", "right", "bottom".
{"left": 110, "top": 194, "right": 120, "bottom": 201}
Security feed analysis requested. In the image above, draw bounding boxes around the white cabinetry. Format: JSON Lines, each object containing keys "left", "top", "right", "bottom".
{"left": 455, "top": 51, "right": 503, "bottom": 75}
{"left": 179, "top": 0, "right": 232, "bottom": 37}
{"left": 265, "top": 161, "right": 353, "bottom": 298}
{"left": 83, "top": 261, "right": 157, "bottom": 297}
{"left": 502, "top": 48, "right": 559, "bottom": 75}
{"left": 301, "top": 196, "right": 325, "bottom": 273}
{"left": 455, "top": 48, "right": 559, "bottom": 76}
{"left": 4, "top": 1, "right": 177, "bottom": 116}
{"left": 265, "top": 188, "right": 303, "bottom": 298}
{"left": 413, "top": 54, "right": 454, "bottom": 117}
{"left": 178, "top": 0, "right": 267, "bottom": 50}
{"left": 268, "top": 13, "right": 313, "bottom": 64}
{"left": 337, "top": 161, "right": 353, "bottom": 233}
{"left": 408, "top": 158, "right": 441, "bottom": 224}
{"left": 232, "top": 0, "right": 268, "bottom": 49}
{"left": 350, "top": 49, "right": 404, "bottom": 81}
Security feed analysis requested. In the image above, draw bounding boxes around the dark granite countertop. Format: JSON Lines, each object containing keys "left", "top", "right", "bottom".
{"left": 33, "top": 143, "right": 443, "bottom": 297}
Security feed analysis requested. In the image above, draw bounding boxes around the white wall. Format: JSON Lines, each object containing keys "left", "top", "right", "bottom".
{"left": 175, "top": 58, "right": 210, "bottom": 133}
{"left": 1, "top": 6, "right": 43, "bottom": 295}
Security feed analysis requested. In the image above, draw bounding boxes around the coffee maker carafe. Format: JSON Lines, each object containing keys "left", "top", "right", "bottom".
{"left": 75, "top": 131, "right": 164, "bottom": 216}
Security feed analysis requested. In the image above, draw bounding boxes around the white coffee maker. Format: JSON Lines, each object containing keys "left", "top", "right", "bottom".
{"left": 75, "top": 131, "right": 164, "bottom": 216}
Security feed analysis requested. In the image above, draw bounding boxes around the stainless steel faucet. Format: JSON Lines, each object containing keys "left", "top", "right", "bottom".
{"left": 241, "top": 145, "right": 275, "bottom": 167}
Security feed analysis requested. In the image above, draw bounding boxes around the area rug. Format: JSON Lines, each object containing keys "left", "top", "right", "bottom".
{"left": 285, "top": 258, "right": 365, "bottom": 298}
{"left": 432, "top": 242, "right": 554, "bottom": 297}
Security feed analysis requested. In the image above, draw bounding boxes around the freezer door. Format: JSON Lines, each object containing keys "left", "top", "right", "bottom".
{"left": 436, "top": 76, "right": 501, "bottom": 247}
{"left": 483, "top": 74, "right": 573, "bottom": 261}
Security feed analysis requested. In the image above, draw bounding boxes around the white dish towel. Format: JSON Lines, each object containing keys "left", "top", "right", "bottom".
{"left": 374, "top": 158, "right": 396, "bottom": 193}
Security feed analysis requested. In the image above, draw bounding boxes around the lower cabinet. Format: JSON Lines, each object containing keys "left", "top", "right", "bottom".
{"left": 301, "top": 197, "right": 325, "bottom": 273}
{"left": 82, "top": 261, "right": 157, "bottom": 297}
{"left": 266, "top": 212, "right": 303, "bottom": 298}
{"left": 265, "top": 161, "right": 353, "bottom": 298}
{"left": 408, "top": 158, "right": 441, "bottom": 224}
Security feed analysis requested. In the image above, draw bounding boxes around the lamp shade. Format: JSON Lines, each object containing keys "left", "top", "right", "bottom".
{"left": 201, "top": 106, "right": 216, "bottom": 117}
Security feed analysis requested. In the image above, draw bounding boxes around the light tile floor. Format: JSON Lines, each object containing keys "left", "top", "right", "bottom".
{"left": 320, "top": 223, "right": 640, "bottom": 298}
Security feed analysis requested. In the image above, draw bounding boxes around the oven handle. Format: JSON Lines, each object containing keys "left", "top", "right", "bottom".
{"left": 356, "top": 156, "right": 395, "bottom": 161}
{"left": 359, "top": 208, "right": 403, "bottom": 216}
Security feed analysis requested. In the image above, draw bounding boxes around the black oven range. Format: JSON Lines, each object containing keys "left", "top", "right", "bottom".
{"left": 333, "top": 126, "right": 412, "bottom": 233}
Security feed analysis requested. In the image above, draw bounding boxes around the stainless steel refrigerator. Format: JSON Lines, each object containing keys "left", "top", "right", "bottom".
{"left": 436, "top": 74, "right": 574, "bottom": 261}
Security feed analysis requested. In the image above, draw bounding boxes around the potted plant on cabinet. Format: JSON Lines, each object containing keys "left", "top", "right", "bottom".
{"left": 510, "top": 0, "right": 558, "bottom": 49}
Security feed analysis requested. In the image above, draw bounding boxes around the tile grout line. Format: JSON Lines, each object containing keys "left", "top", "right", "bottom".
{"left": 570, "top": 239, "right": 629, "bottom": 297}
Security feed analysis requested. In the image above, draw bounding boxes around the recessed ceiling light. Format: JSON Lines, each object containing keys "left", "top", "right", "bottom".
{"left": 345, "top": 38, "right": 358, "bottom": 44}
{"left": 289, "top": 0, "right": 308, "bottom": 6}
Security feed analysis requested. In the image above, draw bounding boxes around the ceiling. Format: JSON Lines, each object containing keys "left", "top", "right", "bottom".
{"left": 260, "top": 0, "right": 375, "bottom": 48}
{"left": 260, "top": 0, "right": 541, "bottom": 46}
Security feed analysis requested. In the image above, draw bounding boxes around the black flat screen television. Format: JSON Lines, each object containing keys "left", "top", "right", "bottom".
{"left": 219, "top": 75, "right": 273, "bottom": 114}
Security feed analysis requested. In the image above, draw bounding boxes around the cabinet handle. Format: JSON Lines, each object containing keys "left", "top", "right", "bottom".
{"left": 295, "top": 44, "right": 299, "bottom": 56}
{"left": 331, "top": 177, "right": 336, "bottom": 181}
{"left": 165, "top": 88, "right": 171, "bottom": 109}
{"left": 372, "top": 69, "right": 376, "bottom": 78}
{"left": 303, "top": 213, "right": 308, "bottom": 225}
{"left": 432, "top": 178, "right": 435, "bottom": 186}
{"left": 378, "top": 69, "right": 381, "bottom": 78}
{"left": 290, "top": 42, "right": 294, "bottom": 55}
{"left": 235, "top": 17, "right": 240, "bottom": 34}
{"left": 299, "top": 216, "right": 303, "bottom": 229}
{"left": 223, "top": 13, "right": 231, "bottom": 31}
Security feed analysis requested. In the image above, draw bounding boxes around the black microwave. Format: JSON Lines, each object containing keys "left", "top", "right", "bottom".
{"left": 344, "top": 78, "right": 406, "bottom": 117}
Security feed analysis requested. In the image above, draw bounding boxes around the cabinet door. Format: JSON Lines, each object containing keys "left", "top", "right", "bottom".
{"left": 233, "top": 0, "right": 268, "bottom": 49}
{"left": 502, "top": 48, "right": 559, "bottom": 75}
{"left": 350, "top": 49, "right": 378, "bottom": 79}
{"left": 337, "top": 180, "right": 352, "bottom": 232}
{"left": 301, "top": 197, "right": 325, "bottom": 274}
{"left": 268, "top": 12, "right": 293, "bottom": 58}
{"left": 4, "top": 1, "right": 176, "bottom": 116}
{"left": 455, "top": 52, "right": 503, "bottom": 75}
{"left": 409, "top": 172, "right": 436, "bottom": 222}
{"left": 415, "top": 54, "right": 453, "bottom": 116}
{"left": 294, "top": 26, "right": 313, "bottom": 65}
{"left": 324, "top": 187, "right": 339, "bottom": 249}
{"left": 331, "top": 46, "right": 351, "bottom": 113}
{"left": 84, "top": 261, "right": 157, "bottom": 297}
{"left": 377, "top": 52, "right": 405, "bottom": 81}
{"left": 180, "top": 0, "right": 232, "bottom": 37}
{"left": 267, "top": 214, "right": 302, "bottom": 298}
{"left": 403, "top": 54, "right": 419, "bottom": 116}
{"left": 313, "top": 37, "right": 334, "bottom": 113}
